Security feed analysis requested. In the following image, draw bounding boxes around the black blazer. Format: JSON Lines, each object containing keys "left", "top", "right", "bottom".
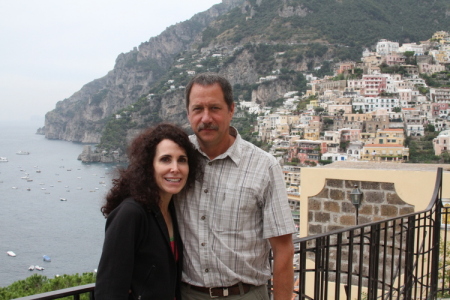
{"left": 95, "top": 198, "right": 183, "bottom": 300}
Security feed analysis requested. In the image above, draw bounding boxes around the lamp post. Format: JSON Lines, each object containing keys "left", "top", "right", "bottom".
{"left": 350, "top": 185, "right": 363, "bottom": 225}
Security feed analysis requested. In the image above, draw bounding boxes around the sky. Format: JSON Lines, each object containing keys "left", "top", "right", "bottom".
{"left": 0, "top": 0, "right": 222, "bottom": 123}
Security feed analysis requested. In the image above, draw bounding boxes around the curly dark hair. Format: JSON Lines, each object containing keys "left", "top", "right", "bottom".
{"left": 101, "top": 123, "right": 199, "bottom": 217}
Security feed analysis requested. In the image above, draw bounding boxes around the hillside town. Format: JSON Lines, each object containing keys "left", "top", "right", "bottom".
{"left": 234, "top": 31, "right": 450, "bottom": 168}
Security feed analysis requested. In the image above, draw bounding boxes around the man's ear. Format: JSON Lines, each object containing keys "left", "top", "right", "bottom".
{"left": 230, "top": 102, "right": 235, "bottom": 115}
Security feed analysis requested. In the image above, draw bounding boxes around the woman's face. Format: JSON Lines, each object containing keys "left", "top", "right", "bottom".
{"left": 153, "top": 139, "right": 189, "bottom": 201}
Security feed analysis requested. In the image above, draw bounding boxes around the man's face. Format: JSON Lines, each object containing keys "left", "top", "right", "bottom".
{"left": 187, "top": 83, "right": 234, "bottom": 150}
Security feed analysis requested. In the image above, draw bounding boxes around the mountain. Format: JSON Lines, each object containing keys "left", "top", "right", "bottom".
{"left": 41, "top": 0, "right": 450, "bottom": 160}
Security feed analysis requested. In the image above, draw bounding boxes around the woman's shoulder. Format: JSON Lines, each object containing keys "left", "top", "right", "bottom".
{"left": 110, "top": 198, "right": 146, "bottom": 218}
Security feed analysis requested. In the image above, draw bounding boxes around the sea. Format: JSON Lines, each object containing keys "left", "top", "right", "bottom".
{"left": 0, "top": 121, "right": 118, "bottom": 288}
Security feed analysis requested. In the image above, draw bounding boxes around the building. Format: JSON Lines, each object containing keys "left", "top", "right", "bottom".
{"left": 374, "top": 128, "right": 405, "bottom": 145}
{"left": 290, "top": 140, "right": 327, "bottom": 164}
{"left": 362, "top": 74, "right": 389, "bottom": 97}
{"left": 433, "top": 130, "right": 450, "bottom": 155}
{"left": 376, "top": 39, "right": 400, "bottom": 56}
{"left": 361, "top": 144, "right": 409, "bottom": 162}
{"left": 430, "top": 88, "right": 450, "bottom": 103}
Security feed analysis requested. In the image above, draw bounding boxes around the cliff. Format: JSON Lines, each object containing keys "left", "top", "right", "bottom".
{"left": 40, "top": 0, "right": 450, "bottom": 162}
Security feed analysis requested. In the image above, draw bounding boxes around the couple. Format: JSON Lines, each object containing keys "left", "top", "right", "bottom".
{"left": 95, "top": 73, "right": 297, "bottom": 300}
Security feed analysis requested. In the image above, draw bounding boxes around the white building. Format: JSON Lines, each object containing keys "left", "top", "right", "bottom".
{"left": 376, "top": 39, "right": 400, "bottom": 56}
{"left": 398, "top": 43, "right": 425, "bottom": 55}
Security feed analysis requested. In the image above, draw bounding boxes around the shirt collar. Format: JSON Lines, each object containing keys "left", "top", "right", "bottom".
{"left": 190, "top": 126, "right": 241, "bottom": 166}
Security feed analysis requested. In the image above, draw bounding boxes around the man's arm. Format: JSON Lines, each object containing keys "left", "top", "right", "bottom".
{"left": 269, "top": 233, "right": 295, "bottom": 300}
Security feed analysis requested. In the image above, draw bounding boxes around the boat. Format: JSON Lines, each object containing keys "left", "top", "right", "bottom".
{"left": 16, "top": 150, "right": 30, "bottom": 155}
{"left": 0, "top": 157, "right": 8, "bottom": 162}
{"left": 7, "top": 251, "right": 16, "bottom": 257}
{"left": 29, "top": 265, "right": 35, "bottom": 271}
{"left": 60, "top": 198, "right": 67, "bottom": 201}
{"left": 43, "top": 255, "right": 51, "bottom": 262}
{"left": 35, "top": 265, "right": 44, "bottom": 271}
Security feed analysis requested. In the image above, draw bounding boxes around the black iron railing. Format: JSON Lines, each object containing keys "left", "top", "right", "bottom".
{"left": 14, "top": 168, "right": 448, "bottom": 300}
{"left": 12, "top": 283, "right": 95, "bottom": 300}
{"left": 284, "top": 167, "right": 447, "bottom": 300}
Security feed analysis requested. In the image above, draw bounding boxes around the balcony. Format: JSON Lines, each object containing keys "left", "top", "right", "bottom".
{"left": 13, "top": 168, "right": 449, "bottom": 300}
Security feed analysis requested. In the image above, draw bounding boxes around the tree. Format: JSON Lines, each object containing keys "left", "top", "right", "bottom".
{"left": 426, "top": 124, "right": 436, "bottom": 132}
{"left": 314, "top": 107, "right": 324, "bottom": 115}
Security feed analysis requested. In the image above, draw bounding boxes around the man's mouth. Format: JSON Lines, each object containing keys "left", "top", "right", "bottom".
{"left": 198, "top": 124, "right": 219, "bottom": 131}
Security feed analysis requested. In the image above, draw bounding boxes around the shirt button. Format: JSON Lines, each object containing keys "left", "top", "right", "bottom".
{"left": 205, "top": 268, "right": 209, "bottom": 273}
{"left": 201, "top": 243, "right": 206, "bottom": 246}
{"left": 204, "top": 189, "right": 208, "bottom": 193}
{"left": 208, "top": 162, "right": 212, "bottom": 166}
{"left": 201, "top": 216, "right": 206, "bottom": 220}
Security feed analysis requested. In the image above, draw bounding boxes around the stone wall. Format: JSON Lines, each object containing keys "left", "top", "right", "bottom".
{"left": 307, "top": 179, "right": 415, "bottom": 287}
{"left": 308, "top": 179, "right": 415, "bottom": 235}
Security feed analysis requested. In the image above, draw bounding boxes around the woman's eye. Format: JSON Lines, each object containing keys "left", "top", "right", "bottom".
{"left": 161, "top": 157, "right": 171, "bottom": 163}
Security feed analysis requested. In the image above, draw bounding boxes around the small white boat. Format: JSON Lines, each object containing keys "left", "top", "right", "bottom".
{"left": 29, "top": 265, "right": 35, "bottom": 271}
{"left": 60, "top": 198, "right": 67, "bottom": 201}
{"left": 16, "top": 150, "right": 30, "bottom": 155}
{"left": 35, "top": 265, "right": 44, "bottom": 271}
{"left": 0, "top": 157, "right": 8, "bottom": 162}
{"left": 43, "top": 255, "right": 51, "bottom": 262}
{"left": 7, "top": 251, "right": 16, "bottom": 257}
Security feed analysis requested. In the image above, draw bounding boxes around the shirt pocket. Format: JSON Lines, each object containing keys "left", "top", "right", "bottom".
{"left": 210, "top": 185, "right": 262, "bottom": 233}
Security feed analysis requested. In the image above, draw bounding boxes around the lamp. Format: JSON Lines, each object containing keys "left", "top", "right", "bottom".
{"left": 350, "top": 185, "right": 363, "bottom": 225}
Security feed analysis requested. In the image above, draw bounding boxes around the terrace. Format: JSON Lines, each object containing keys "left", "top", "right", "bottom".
{"left": 13, "top": 167, "right": 450, "bottom": 300}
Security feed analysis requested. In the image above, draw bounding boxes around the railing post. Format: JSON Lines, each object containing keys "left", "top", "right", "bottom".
{"left": 368, "top": 224, "right": 380, "bottom": 300}
{"left": 430, "top": 167, "right": 443, "bottom": 298}
{"left": 403, "top": 215, "right": 415, "bottom": 300}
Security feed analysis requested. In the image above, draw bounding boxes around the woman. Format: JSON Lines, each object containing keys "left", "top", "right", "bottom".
{"left": 95, "top": 123, "right": 199, "bottom": 300}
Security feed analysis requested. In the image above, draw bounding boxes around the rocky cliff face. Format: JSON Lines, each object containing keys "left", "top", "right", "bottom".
{"left": 42, "top": 0, "right": 450, "bottom": 152}
{"left": 43, "top": 0, "right": 244, "bottom": 144}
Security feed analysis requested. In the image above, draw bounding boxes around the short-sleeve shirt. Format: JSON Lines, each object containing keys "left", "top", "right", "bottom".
{"left": 174, "top": 127, "right": 296, "bottom": 287}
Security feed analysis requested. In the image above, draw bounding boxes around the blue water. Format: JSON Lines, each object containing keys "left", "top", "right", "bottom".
{"left": 0, "top": 122, "right": 115, "bottom": 287}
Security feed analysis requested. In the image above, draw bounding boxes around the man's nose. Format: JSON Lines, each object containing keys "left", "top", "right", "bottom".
{"left": 201, "top": 109, "right": 213, "bottom": 123}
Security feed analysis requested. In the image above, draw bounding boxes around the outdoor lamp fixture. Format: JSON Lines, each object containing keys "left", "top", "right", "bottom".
{"left": 350, "top": 185, "right": 363, "bottom": 225}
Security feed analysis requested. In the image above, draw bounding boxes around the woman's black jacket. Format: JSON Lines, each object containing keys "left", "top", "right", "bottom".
{"left": 95, "top": 198, "right": 183, "bottom": 300}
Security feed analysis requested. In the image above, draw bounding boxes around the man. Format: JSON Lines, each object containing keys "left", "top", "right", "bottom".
{"left": 175, "top": 73, "right": 296, "bottom": 299}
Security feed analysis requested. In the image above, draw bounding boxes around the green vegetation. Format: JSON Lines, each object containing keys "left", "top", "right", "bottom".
{"left": 421, "top": 71, "right": 450, "bottom": 88}
{"left": 90, "top": 89, "right": 108, "bottom": 106}
{"left": 405, "top": 133, "right": 440, "bottom": 163}
{"left": 0, "top": 273, "right": 96, "bottom": 300}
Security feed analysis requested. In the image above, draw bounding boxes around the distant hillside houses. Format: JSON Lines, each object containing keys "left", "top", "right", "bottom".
{"left": 241, "top": 31, "right": 450, "bottom": 163}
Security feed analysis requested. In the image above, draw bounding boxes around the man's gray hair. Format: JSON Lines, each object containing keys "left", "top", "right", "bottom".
{"left": 185, "top": 73, "right": 233, "bottom": 110}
